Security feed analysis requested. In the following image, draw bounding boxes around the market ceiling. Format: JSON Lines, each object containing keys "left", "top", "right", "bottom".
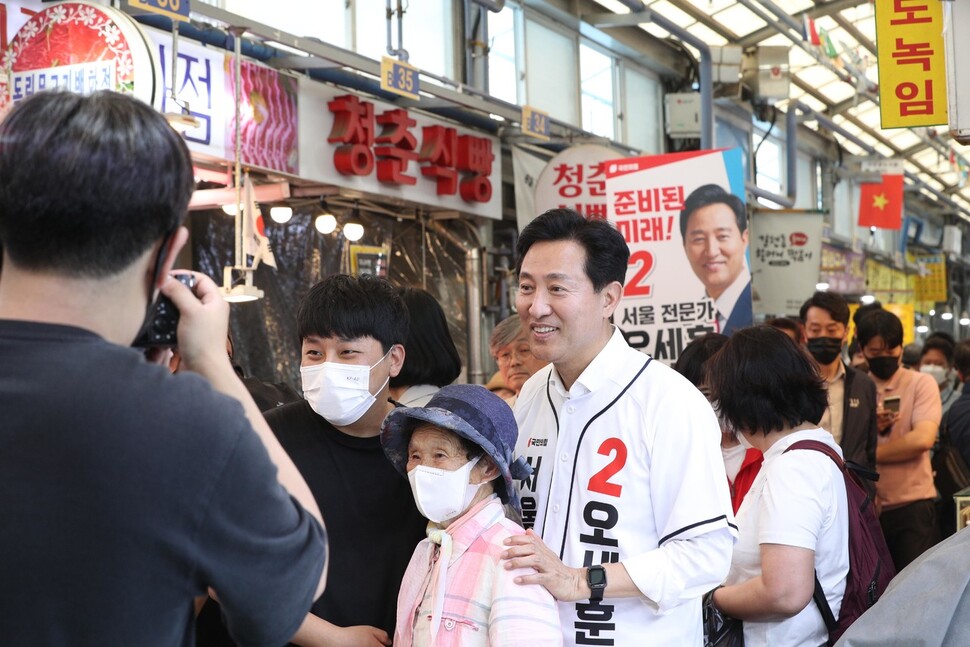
{"left": 591, "top": 0, "right": 970, "bottom": 217}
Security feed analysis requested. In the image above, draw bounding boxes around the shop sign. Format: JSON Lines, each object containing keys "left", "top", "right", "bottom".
{"left": 534, "top": 144, "right": 621, "bottom": 220}
{"left": 1, "top": 2, "right": 159, "bottom": 111}
{"left": 875, "top": 0, "right": 947, "bottom": 128}
{"left": 299, "top": 79, "right": 501, "bottom": 220}
{"left": 130, "top": 0, "right": 189, "bottom": 23}
{"left": 521, "top": 105, "right": 549, "bottom": 140}
{"left": 380, "top": 56, "right": 419, "bottom": 100}
{"left": 820, "top": 244, "right": 866, "bottom": 294}
{"left": 146, "top": 26, "right": 298, "bottom": 175}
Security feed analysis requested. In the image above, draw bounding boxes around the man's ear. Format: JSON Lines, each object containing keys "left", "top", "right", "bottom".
{"left": 388, "top": 343, "right": 406, "bottom": 378}
{"left": 601, "top": 281, "right": 623, "bottom": 319}
{"left": 152, "top": 226, "right": 189, "bottom": 290}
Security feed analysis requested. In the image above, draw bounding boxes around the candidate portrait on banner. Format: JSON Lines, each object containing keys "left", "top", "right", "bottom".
{"left": 679, "top": 184, "right": 753, "bottom": 335}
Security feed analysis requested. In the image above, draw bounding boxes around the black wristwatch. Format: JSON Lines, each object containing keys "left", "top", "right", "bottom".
{"left": 586, "top": 565, "right": 607, "bottom": 602}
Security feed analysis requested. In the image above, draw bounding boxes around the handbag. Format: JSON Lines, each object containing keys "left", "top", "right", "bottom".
{"left": 703, "top": 587, "right": 744, "bottom": 647}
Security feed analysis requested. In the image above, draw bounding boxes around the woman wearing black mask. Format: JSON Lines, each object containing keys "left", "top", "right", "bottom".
{"left": 856, "top": 309, "right": 942, "bottom": 572}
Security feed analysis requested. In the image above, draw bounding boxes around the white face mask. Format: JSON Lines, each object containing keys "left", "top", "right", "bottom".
{"left": 301, "top": 349, "right": 391, "bottom": 426}
{"left": 407, "top": 456, "right": 483, "bottom": 524}
{"left": 920, "top": 364, "right": 949, "bottom": 387}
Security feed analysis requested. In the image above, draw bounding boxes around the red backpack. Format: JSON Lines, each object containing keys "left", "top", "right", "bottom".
{"left": 785, "top": 440, "right": 896, "bottom": 646}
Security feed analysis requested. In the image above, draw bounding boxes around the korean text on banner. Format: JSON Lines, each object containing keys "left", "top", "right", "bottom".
{"left": 750, "top": 212, "right": 824, "bottom": 316}
{"left": 875, "top": 0, "right": 947, "bottom": 128}
{"left": 604, "top": 148, "right": 750, "bottom": 365}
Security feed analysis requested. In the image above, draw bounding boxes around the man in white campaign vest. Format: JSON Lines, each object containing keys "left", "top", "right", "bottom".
{"left": 502, "top": 208, "right": 737, "bottom": 646}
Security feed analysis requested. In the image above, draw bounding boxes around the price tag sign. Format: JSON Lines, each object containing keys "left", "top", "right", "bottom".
{"left": 130, "top": 0, "right": 190, "bottom": 22}
{"left": 522, "top": 105, "right": 550, "bottom": 140}
{"left": 380, "top": 56, "right": 420, "bottom": 100}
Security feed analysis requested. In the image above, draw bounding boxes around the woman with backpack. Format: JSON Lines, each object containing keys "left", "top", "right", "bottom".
{"left": 704, "top": 326, "right": 850, "bottom": 646}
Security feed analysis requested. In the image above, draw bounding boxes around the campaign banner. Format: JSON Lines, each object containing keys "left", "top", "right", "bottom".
{"left": 604, "top": 148, "right": 749, "bottom": 364}
{"left": 914, "top": 253, "right": 947, "bottom": 303}
{"left": 750, "top": 212, "right": 824, "bottom": 316}
{"left": 535, "top": 144, "right": 623, "bottom": 220}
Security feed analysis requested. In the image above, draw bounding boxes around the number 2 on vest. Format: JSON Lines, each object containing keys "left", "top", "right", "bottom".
{"left": 588, "top": 437, "right": 627, "bottom": 497}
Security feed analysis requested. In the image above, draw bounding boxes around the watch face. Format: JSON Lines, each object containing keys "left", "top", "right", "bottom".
{"left": 588, "top": 566, "right": 607, "bottom": 587}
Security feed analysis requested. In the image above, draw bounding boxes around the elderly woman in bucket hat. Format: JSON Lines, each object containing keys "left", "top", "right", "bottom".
{"left": 381, "top": 384, "right": 562, "bottom": 647}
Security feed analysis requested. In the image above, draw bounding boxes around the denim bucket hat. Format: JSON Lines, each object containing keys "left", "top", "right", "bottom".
{"left": 381, "top": 384, "right": 532, "bottom": 513}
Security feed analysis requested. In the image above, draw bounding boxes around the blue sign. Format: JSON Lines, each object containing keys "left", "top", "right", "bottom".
{"left": 130, "top": 0, "right": 190, "bottom": 22}
{"left": 522, "top": 105, "right": 550, "bottom": 140}
{"left": 380, "top": 56, "right": 420, "bottom": 100}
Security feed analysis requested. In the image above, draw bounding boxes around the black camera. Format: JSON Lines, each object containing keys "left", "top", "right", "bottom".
{"left": 132, "top": 273, "right": 195, "bottom": 348}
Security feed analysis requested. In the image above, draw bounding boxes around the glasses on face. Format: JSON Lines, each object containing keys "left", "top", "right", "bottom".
{"left": 497, "top": 344, "right": 533, "bottom": 366}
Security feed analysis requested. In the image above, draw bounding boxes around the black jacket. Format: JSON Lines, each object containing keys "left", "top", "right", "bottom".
{"left": 840, "top": 364, "right": 879, "bottom": 495}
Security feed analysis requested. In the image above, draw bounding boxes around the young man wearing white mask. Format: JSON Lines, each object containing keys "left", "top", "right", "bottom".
{"left": 267, "top": 274, "right": 428, "bottom": 646}
{"left": 918, "top": 337, "right": 959, "bottom": 418}
{"left": 381, "top": 384, "right": 562, "bottom": 646}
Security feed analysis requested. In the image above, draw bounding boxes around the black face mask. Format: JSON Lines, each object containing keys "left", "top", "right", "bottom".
{"left": 867, "top": 355, "right": 900, "bottom": 381}
{"left": 807, "top": 337, "right": 843, "bottom": 365}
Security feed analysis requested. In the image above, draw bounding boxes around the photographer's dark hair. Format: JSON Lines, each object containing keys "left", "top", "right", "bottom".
{"left": 953, "top": 340, "right": 970, "bottom": 379}
{"left": 855, "top": 309, "right": 903, "bottom": 349}
{"left": 390, "top": 287, "right": 462, "bottom": 389}
{"left": 515, "top": 208, "right": 629, "bottom": 291}
{"left": 707, "top": 325, "right": 828, "bottom": 436}
{"left": 673, "top": 333, "right": 728, "bottom": 388}
{"left": 297, "top": 274, "right": 408, "bottom": 352}
{"left": 0, "top": 91, "right": 194, "bottom": 278}
{"left": 678, "top": 184, "right": 747, "bottom": 239}
{"left": 799, "top": 291, "right": 850, "bottom": 326}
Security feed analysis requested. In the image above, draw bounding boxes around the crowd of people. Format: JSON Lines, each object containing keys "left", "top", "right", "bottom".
{"left": 2, "top": 90, "right": 968, "bottom": 646}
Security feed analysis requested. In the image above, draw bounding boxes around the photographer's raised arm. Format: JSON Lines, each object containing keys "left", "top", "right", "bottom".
{"left": 162, "top": 272, "right": 326, "bottom": 597}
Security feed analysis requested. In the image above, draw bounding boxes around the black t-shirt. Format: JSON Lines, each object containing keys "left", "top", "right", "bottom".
{"left": 0, "top": 320, "right": 326, "bottom": 646}
{"left": 267, "top": 401, "right": 427, "bottom": 636}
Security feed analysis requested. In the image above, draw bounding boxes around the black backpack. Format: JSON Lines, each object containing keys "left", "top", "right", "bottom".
{"left": 785, "top": 440, "right": 895, "bottom": 646}
{"left": 933, "top": 413, "right": 970, "bottom": 537}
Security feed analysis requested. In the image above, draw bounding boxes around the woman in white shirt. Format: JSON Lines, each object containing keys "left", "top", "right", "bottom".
{"left": 706, "top": 325, "right": 850, "bottom": 647}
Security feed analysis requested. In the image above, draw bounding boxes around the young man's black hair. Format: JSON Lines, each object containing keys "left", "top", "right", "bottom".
{"left": 799, "top": 291, "right": 851, "bottom": 326}
{"left": 856, "top": 309, "right": 904, "bottom": 349}
{"left": 297, "top": 273, "right": 408, "bottom": 351}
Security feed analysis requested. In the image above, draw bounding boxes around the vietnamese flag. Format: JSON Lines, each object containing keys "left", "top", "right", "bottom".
{"left": 858, "top": 174, "right": 903, "bottom": 229}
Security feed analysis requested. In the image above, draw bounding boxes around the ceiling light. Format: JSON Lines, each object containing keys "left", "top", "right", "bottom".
{"left": 929, "top": 308, "right": 936, "bottom": 316}
{"left": 860, "top": 294, "right": 876, "bottom": 305}
{"left": 222, "top": 283, "right": 264, "bottom": 303}
{"left": 165, "top": 111, "right": 201, "bottom": 133}
{"left": 315, "top": 214, "right": 337, "bottom": 234}
{"left": 222, "top": 203, "right": 242, "bottom": 217}
{"left": 343, "top": 222, "right": 365, "bottom": 241}
{"left": 815, "top": 282, "right": 830, "bottom": 291}
{"left": 916, "top": 322, "right": 929, "bottom": 333}
{"left": 269, "top": 206, "right": 292, "bottom": 224}
{"left": 960, "top": 312, "right": 970, "bottom": 326}
{"left": 942, "top": 305, "right": 954, "bottom": 321}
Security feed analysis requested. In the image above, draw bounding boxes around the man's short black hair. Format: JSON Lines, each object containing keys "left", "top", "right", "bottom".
{"left": 0, "top": 91, "right": 194, "bottom": 278}
{"left": 515, "top": 209, "right": 629, "bottom": 291}
{"left": 678, "top": 184, "right": 747, "bottom": 240}
{"left": 925, "top": 331, "right": 956, "bottom": 348}
{"left": 852, "top": 301, "right": 883, "bottom": 327}
{"left": 921, "top": 337, "right": 954, "bottom": 364}
{"left": 297, "top": 274, "right": 408, "bottom": 352}
{"left": 799, "top": 291, "right": 850, "bottom": 326}
{"left": 856, "top": 309, "right": 903, "bottom": 350}
{"left": 390, "top": 287, "right": 462, "bottom": 389}
{"left": 953, "top": 340, "right": 970, "bottom": 379}
{"left": 673, "top": 333, "right": 728, "bottom": 388}
{"left": 707, "top": 325, "right": 828, "bottom": 435}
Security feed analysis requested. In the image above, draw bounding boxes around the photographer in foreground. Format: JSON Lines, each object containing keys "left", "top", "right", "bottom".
{"left": 0, "top": 90, "right": 326, "bottom": 645}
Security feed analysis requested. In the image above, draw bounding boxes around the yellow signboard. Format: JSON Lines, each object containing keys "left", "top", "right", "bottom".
{"left": 914, "top": 254, "right": 947, "bottom": 303}
{"left": 875, "top": 0, "right": 947, "bottom": 128}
